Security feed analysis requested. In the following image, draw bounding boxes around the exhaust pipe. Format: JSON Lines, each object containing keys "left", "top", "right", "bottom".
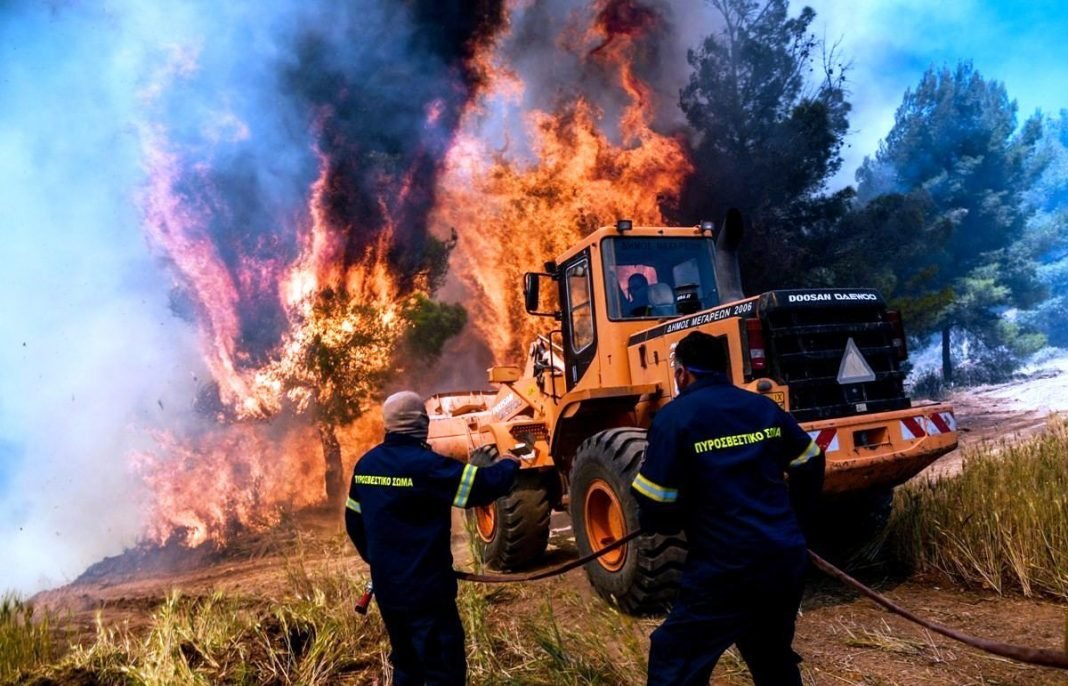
{"left": 714, "top": 208, "right": 745, "bottom": 302}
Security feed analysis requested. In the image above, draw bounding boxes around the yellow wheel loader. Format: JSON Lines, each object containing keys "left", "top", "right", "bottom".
{"left": 427, "top": 212, "right": 958, "bottom": 614}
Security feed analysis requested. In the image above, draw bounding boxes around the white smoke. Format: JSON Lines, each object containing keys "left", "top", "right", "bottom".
{"left": 0, "top": 3, "right": 214, "bottom": 594}
{"left": 0, "top": 0, "right": 500, "bottom": 594}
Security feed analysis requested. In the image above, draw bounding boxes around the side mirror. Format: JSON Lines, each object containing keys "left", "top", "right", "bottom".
{"left": 714, "top": 208, "right": 746, "bottom": 303}
{"left": 524, "top": 272, "right": 540, "bottom": 313}
{"left": 523, "top": 272, "right": 558, "bottom": 317}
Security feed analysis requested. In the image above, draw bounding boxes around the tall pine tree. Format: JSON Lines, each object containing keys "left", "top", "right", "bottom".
{"left": 679, "top": 0, "right": 851, "bottom": 293}
{"left": 856, "top": 62, "right": 1044, "bottom": 382}
{"left": 1020, "top": 110, "right": 1068, "bottom": 346}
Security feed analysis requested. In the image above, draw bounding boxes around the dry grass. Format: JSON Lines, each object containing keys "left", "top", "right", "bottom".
{"left": 461, "top": 581, "right": 650, "bottom": 685}
{"left": 887, "top": 415, "right": 1068, "bottom": 600}
{"left": 832, "top": 617, "right": 934, "bottom": 658}
{"left": 4, "top": 562, "right": 652, "bottom": 684}
{"left": 0, "top": 594, "right": 55, "bottom": 683}
{"left": 51, "top": 577, "right": 387, "bottom": 685}
{"left": 19, "top": 419, "right": 1068, "bottom": 685}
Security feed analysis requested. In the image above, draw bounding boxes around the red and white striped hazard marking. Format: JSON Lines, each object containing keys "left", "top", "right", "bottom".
{"left": 926, "top": 411, "right": 957, "bottom": 435}
{"left": 900, "top": 416, "right": 927, "bottom": 440}
{"left": 808, "top": 428, "right": 839, "bottom": 452}
{"left": 900, "top": 411, "right": 957, "bottom": 440}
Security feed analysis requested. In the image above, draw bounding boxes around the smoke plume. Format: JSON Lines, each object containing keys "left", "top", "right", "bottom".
{"left": 1, "top": 0, "right": 504, "bottom": 594}
{"left": 1, "top": 0, "right": 718, "bottom": 594}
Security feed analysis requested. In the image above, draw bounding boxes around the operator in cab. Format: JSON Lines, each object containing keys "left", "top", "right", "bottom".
{"left": 631, "top": 331, "right": 825, "bottom": 686}
{"left": 345, "top": 391, "right": 520, "bottom": 686}
{"left": 627, "top": 272, "right": 652, "bottom": 316}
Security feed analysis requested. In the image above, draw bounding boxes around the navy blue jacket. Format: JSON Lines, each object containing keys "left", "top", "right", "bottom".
{"left": 345, "top": 433, "right": 519, "bottom": 611}
{"left": 632, "top": 374, "right": 823, "bottom": 589}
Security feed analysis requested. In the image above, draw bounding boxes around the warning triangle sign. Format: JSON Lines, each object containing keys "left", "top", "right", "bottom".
{"left": 837, "top": 337, "right": 876, "bottom": 385}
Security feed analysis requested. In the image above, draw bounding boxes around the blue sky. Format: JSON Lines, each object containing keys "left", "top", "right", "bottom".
{"left": 800, "top": 0, "right": 1068, "bottom": 187}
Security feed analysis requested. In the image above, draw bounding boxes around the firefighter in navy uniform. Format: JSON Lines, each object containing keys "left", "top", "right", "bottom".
{"left": 632, "top": 331, "right": 825, "bottom": 686}
{"left": 345, "top": 391, "right": 519, "bottom": 686}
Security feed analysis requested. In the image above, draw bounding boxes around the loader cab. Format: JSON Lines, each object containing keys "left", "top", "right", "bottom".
{"left": 526, "top": 228, "right": 726, "bottom": 392}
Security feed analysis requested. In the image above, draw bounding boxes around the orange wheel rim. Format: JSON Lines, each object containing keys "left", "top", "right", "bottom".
{"left": 584, "top": 479, "right": 628, "bottom": 571}
{"left": 475, "top": 504, "right": 496, "bottom": 543}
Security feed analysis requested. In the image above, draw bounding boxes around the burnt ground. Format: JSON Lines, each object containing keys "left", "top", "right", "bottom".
{"left": 30, "top": 380, "right": 1068, "bottom": 685}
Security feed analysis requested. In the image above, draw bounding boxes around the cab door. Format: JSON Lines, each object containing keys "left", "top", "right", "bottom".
{"left": 559, "top": 251, "right": 597, "bottom": 390}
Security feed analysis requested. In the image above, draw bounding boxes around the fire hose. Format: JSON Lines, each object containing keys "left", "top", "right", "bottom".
{"left": 806, "top": 550, "right": 1068, "bottom": 670}
{"left": 357, "top": 531, "right": 1068, "bottom": 671}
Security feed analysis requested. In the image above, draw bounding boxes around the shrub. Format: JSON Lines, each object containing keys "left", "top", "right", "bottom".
{"left": 908, "top": 367, "right": 945, "bottom": 400}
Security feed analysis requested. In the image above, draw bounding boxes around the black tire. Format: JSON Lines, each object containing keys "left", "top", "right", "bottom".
{"left": 464, "top": 445, "right": 551, "bottom": 571}
{"left": 569, "top": 428, "right": 687, "bottom": 615}
{"left": 810, "top": 487, "right": 894, "bottom": 561}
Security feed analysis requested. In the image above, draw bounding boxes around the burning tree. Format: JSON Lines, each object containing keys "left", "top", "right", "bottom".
{"left": 135, "top": 1, "right": 502, "bottom": 544}
{"left": 296, "top": 291, "right": 395, "bottom": 503}
{"left": 289, "top": 237, "right": 465, "bottom": 503}
{"left": 132, "top": 0, "right": 749, "bottom": 546}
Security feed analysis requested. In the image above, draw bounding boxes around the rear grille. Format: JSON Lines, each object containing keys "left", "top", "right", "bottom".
{"left": 759, "top": 291, "right": 910, "bottom": 422}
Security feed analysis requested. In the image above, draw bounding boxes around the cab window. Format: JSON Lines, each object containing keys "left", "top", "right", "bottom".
{"left": 566, "top": 260, "right": 594, "bottom": 352}
{"left": 602, "top": 237, "right": 721, "bottom": 319}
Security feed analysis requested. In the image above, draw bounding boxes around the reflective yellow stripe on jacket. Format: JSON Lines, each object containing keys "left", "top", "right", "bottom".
{"left": 452, "top": 464, "right": 478, "bottom": 507}
{"left": 632, "top": 473, "right": 679, "bottom": 503}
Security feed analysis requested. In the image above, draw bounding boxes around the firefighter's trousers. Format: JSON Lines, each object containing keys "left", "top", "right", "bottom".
{"left": 378, "top": 601, "right": 466, "bottom": 686}
{"left": 647, "top": 547, "right": 807, "bottom": 686}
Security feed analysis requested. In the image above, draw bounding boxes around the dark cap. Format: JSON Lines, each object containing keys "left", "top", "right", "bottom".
{"left": 674, "top": 331, "right": 728, "bottom": 375}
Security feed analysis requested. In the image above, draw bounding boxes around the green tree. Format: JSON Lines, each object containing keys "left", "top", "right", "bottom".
{"left": 807, "top": 191, "right": 956, "bottom": 334}
{"left": 856, "top": 62, "right": 1045, "bottom": 382}
{"left": 679, "top": 0, "right": 851, "bottom": 292}
{"left": 400, "top": 294, "right": 468, "bottom": 365}
{"left": 1020, "top": 110, "right": 1068, "bottom": 346}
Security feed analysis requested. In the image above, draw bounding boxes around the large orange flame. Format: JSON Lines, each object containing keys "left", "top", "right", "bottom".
{"left": 432, "top": 1, "right": 692, "bottom": 361}
{"left": 133, "top": 425, "right": 323, "bottom": 547}
{"left": 134, "top": 1, "right": 693, "bottom": 547}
